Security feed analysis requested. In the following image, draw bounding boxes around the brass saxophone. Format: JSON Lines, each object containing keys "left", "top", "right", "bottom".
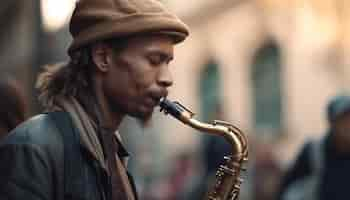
{"left": 159, "top": 98, "right": 248, "bottom": 200}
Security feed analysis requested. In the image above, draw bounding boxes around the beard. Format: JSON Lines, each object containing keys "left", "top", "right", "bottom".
{"left": 129, "top": 106, "right": 154, "bottom": 127}
{"left": 109, "top": 97, "right": 156, "bottom": 127}
{"left": 136, "top": 115, "right": 153, "bottom": 127}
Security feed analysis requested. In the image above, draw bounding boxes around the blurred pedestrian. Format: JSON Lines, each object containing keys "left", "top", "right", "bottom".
{"left": 195, "top": 103, "right": 231, "bottom": 198}
{"left": 252, "top": 139, "right": 282, "bottom": 200}
{"left": 0, "top": 75, "right": 28, "bottom": 139}
{"left": 278, "top": 94, "right": 350, "bottom": 200}
{"left": 165, "top": 152, "right": 200, "bottom": 200}
{"left": 0, "top": 0, "right": 189, "bottom": 199}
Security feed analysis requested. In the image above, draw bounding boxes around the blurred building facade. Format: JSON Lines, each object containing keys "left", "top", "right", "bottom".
{"left": 0, "top": 0, "right": 72, "bottom": 112}
{"left": 149, "top": 0, "right": 350, "bottom": 198}
{"left": 160, "top": 0, "right": 350, "bottom": 164}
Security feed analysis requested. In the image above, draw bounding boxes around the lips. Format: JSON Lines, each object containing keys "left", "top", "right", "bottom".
{"left": 144, "top": 97, "right": 157, "bottom": 107}
{"left": 146, "top": 90, "right": 168, "bottom": 108}
{"left": 151, "top": 90, "right": 168, "bottom": 103}
{"left": 141, "top": 96, "right": 158, "bottom": 109}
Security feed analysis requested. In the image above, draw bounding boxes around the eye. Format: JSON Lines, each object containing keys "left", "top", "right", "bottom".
{"left": 148, "top": 55, "right": 163, "bottom": 66}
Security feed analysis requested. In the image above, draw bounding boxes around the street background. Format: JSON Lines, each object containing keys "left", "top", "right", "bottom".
{"left": 2, "top": 0, "right": 350, "bottom": 199}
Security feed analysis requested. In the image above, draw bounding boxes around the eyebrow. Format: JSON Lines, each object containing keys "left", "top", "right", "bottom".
{"left": 148, "top": 50, "right": 173, "bottom": 62}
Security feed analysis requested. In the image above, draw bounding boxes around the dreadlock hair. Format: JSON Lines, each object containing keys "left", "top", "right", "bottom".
{"left": 36, "top": 47, "right": 93, "bottom": 107}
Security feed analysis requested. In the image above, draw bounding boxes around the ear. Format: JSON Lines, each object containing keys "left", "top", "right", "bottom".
{"left": 91, "top": 42, "right": 112, "bottom": 73}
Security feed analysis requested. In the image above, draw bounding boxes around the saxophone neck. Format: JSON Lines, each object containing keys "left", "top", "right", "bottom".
{"left": 159, "top": 98, "right": 248, "bottom": 157}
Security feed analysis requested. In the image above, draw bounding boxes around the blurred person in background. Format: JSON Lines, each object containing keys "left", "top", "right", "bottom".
{"left": 277, "top": 94, "right": 350, "bottom": 200}
{"left": 202, "top": 103, "right": 231, "bottom": 177}
{"left": 162, "top": 152, "right": 200, "bottom": 200}
{"left": 0, "top": 0, "right": 189, "bottom": 199}
{"left": 197, "top": 103, "right": 231, "bottom": 198}
{"left": 0, "top": 75, "right": 28, "bottom": 139}
{"left": 139, "top": 152, "right": 200, "bottom": 200}
{"left": 252, "top": 139, "right": 282, "bottom": 200}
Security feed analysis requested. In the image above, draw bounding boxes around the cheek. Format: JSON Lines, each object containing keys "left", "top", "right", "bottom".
{"left": 107, "top": 55, "right": 158, "bottom": 99}
{"left": 103, "top": 74, "right": 125, "bottom": 104}
{"left": 129, "top": 64, "right": 158, "bottom": 91}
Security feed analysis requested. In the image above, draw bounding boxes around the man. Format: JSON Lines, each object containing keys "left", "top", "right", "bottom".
{"left": 0, "top": 75, "right": 28, "bottom": 139}
{"left": 0, "top": 0, "right": 189, "bottom": 199}
{"left": 277, "top": 94, "right": 350, "bottom": 200}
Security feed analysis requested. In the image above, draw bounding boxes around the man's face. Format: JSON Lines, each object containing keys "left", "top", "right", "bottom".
{"left": 333, "top": 112, "right": 350, "bottom": 145}
{"left": 103, "top": 34, "right": 174, "bottom": 120}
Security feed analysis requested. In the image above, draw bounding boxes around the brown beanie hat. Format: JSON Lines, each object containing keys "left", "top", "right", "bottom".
{"left": 68, "top": 0, "right": 189, "bottom": 56}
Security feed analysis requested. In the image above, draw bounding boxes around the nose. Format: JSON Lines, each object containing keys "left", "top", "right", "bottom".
{"left": 157, "top": 65, "right": 173, "bottom": 88}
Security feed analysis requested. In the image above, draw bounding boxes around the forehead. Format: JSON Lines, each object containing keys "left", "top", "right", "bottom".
{"left": 120, "top": 34, "right": 174, "bottom": 54}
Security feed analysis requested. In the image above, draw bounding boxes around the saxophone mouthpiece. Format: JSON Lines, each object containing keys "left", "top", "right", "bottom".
{"left": 159, "top": 98, "right": 195, "bottom": 122}
{"left": 159, "top": 98, "right": 182, "bottom": 118}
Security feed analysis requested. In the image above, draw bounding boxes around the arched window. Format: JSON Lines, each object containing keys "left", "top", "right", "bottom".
{"left": 199, "top": 60, "right": 221, "bottom": 121}
{"left": 251, "top": 42, "right": 283, "bottom": 136}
